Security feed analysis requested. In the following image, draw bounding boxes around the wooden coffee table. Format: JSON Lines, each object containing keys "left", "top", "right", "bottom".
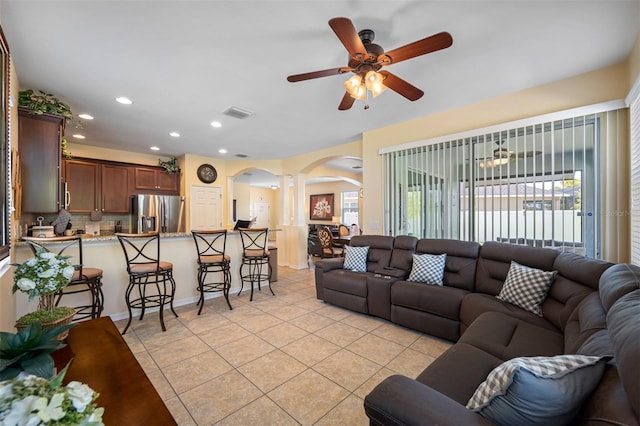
{"left": 54, "top": 317, "right": 176, "bottom": 425}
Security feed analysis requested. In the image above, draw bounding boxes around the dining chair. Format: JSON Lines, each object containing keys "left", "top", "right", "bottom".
{"left": 115, "top": 232, "right": 178, "bottom": 334}
{"left": 317, "top": 226, "right": 344, "bottom": 258}
{"left": 22, "top": 235, "right": 104, "bottom": 322}
{"left": 191, "top": 229, "right": 232, "bottom": 314}
{"left": 238, "top": 228, "right": 274, "bottom": 301}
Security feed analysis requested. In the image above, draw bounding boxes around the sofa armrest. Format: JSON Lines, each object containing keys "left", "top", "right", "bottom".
{"left": 364, "top": 375, "right": 493, "bottom": 426}
{"left": 315, "top": 258, "right": 345, "bottom": 272}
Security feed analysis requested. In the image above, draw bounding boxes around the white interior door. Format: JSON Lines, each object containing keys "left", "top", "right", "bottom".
{"left": 252, "top": 201, "right": 270, "bottom": 228}
{"left": 190, "top": 185, "right": 222, "bottom": 230}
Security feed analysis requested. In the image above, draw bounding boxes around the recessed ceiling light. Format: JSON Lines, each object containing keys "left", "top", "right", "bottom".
{"left": 78, "top": 113, "right": 94, "bottom": 120}
{"left": 150, "top": 146, "right": 160, "bottom": 151}
{"left": 210, "top": 121, "right": 222, "bottom": 128}
{"left": 72, "top": 134, "right": 86, "bottom": 139}
{"left": 218, "top": 148, "right": 227, "bottom": 154}
{"left": 169, "top": 132, "right": 180, "bottom": 138}
{"left": 116, "top": 97, "right": 133, "bottom": 105}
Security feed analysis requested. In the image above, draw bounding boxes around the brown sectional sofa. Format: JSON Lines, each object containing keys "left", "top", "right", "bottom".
{"left": 313, "top": 235, "right": 640, "bottom": 425}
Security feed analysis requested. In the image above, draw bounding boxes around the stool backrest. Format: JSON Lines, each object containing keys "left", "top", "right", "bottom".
{"left": 238, "top": 228, "right": 269, "bottom": 255}
{"left": 191, "top": 229, "right": 227, "bottom": 263}
{"left": 115, "top": 232, "right": 162, "bottom": 273}
{"left": 338, "top": 224, "right": 350, "bottom": 237}
{"left": 22, "top": 235, "right": 86, "bottom": 278}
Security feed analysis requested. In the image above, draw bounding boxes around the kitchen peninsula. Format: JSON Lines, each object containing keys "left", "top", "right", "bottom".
{"left": 14, "top": 231, "right": 279, "bottom": 324}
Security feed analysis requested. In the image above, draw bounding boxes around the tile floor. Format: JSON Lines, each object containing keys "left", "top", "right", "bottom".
{"left": 115, "top": 265, "right": 452, "bottom": 425}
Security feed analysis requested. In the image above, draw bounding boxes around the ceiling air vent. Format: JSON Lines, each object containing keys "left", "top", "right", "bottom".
{"left": 223, "top": 106, "right": 254, "bottom": 119}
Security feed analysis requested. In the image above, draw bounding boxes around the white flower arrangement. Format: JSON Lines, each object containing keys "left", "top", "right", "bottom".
{"left": 12, "top": 248, "right": 75, "bottom": 310}
{"left": 0, "top": 372, "right": 104, "bottom": 425}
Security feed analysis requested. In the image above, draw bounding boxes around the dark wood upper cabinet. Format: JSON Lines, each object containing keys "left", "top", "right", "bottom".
{"left": 64, "top": 159, "right": 131, "bottom": 214}
{"left": 18, "top": 109, "right": 64, "bottom": 213}
{"left": 134, "top": 167, "right": 179, "bottom": 193}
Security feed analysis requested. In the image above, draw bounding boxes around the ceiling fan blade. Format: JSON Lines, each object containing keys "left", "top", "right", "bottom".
{"left": 338, "top": 92, "right": 355, "bottom": 110}
{"left": 379, "top": 71, "right": 424, "bottom": 101}
{"left": 287, "top": 67, "right": 350, "bottom": 82}
{"left": 329, "top": 17, "right": 367, "bottom": 56}
{"left": 515, "top": 150, "right": 542, "bottom": 158}
{"left": 383, "top": 32, "right": 453, "bottom": 65}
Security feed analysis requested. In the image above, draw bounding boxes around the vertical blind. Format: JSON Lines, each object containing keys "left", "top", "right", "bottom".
{"left": 629, "top": 85, "right": 640, "bottom": 265}
{"left": 382, "top": 108, "right": 627, "bottom": 259}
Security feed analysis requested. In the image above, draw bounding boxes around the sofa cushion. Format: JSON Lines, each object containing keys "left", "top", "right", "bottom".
{"left": 388, "top": 235, "right": 418, "bottom": 272}
{"left": 415, "top": 239, "right": 480, "bottom": 291}
{"left": 467, "top": 354, "right": 609, "bottom": 426}
{"left": 599, "top": 263, "right": 640, "bottom": 312}
{"left": 460, "top": 312, "right": 563, "bottom": 360}
{"left": 322, "top": 269, "right": 369, "bottom": 297}
{"left": 563, "top": 292, "right": 608, "bottom": 354}
{"left": 392, "top": 281, "right": 467, "bottom": 321}
{"left": 496, "top": 261, "right": 557, "bottom": 316}
{"left": 407, "top": 253, "right": 446, "bottom": 285}
{"left": 343, "top": 245, "right": 368, "bottom": 272}
{"left": 349, "top": 235, "right": 394, "bottom": 272}
{"left": 460, "top": 293, "right": 559, "bottom": 334}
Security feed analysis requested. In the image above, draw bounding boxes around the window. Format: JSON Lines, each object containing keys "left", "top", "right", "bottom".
{"left": 341, "top": 190, "right": 359, "bottom": 226}
{"left": 382, "top": 107, "right": 624, "bottom": 259}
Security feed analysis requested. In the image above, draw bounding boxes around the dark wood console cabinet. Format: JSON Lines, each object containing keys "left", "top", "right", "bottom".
{"left": 63, "top": 159, "right": 130, "bottom": 213}
{"left": 134, "top": 166, "right": 180, "bottom": 193}
{"left": 18, "top": 108, "right": 64, "bottom": 213}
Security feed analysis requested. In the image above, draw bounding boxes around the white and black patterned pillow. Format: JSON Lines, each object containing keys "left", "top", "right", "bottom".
{"left": 496, "top": 261, "right": 556, "bottom": 316}
{"left": 466, "top": 354, "right": 608, "bottom": 426}
{"left": 343, "top": 246, "right": 369, "bottom": 272}
{"left": 408, "top": 253, "right": 446, "bottom": 285}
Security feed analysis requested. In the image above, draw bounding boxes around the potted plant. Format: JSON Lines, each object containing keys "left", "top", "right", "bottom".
{"left": 0, "top": 366, "right": 104, "bottom": 425}
{"left": 158, "top": 157, "right": 179, "bottom": 173}
{"left": 12, "top": 247, "right": 77, "bottom": 339}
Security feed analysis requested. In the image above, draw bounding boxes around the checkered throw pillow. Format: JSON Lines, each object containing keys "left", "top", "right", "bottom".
{"left": 496, "top": 261, "right": 557, "bottom": 316}
{"left": 407, "top": 253, "right": 446, "bottom": 285}
{"left": 343, "top": 246, "right": 369, "bottom": 272}
{"left": 466, "top": 354, "right": 608, "bottom": 426}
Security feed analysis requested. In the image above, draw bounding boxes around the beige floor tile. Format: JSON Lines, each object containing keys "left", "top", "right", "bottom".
{"left": 341, "top": 312, "right": 385, "bottom": 332}
{"left": 353, "top": 367, "right": 397, "bottom": 400}
{"left": 133, "top": 350, "right": 159, "bottom": 373}
{"left": 314, "top": 322, "right": 367, "bottom": 347}
{"left": 268, "top": 369, "right": 350, "bottom": 425}
{"left": 148, "top": 335, "right": 211, "bottom": 368}
{"left": 313, "top": 349, "right": 382, "bottom": 391}
{"left": 145, "top": 369, "right": 175, "bottom": 401}
{"left": 121, "top": 332, "right": 145, "bottom": 354}
{"left": 238, "top": 349, "right": 307, "bottom": 392}
{"left": 162, "top": 350, "right": 233, "bottom": 394}
{"left": 385, "top": 347, "right": 436, "bottom": 378}
{"left": 315, "top": 304, "right": 352, "bottom": 321}
{"left": 265, "top": 303, "right": 310, "bottom": 321}
{"left": 291, "top": 311, "right": 336, "bottom": 333}
{"left": 178, "top": 311, "right": 232, "bottom": 335}
{"left": 236, "top": 311, "right": 283, "bottom": 333}
{"left": 257, "top": 322, "right": 309, "bottom": 348}
{"left": 216, "top": 396, "right": 298, "bottom": 425}
{"left": 215, "top": 334, "right": 276, "bottom": 367}
{"left": 294, "top": 297, "right": 325, "bottom": 312}
{"left": 198, "top": 322, "right": 252, "bottom": 348}
{"left": 347, "top": 334, "right": 406, "bottom": 366}
{"left": 315, "top": 393, "right": 369, "bottom": 426}
{"left": 164, "top": 397, "right": 195, "bottom": 425}
{"left": 410, "top": 334, "right": 453, "bottom": 358}
{"left": 132, "top": 318, "right": 194, "bottom": 349}
{"left": 371, "top": 322, "right": 422, "bottom": 347}
{"left": 180, "top": 370, "right": 262, "bottom": 425}
{"left": 281, "top": 334, "right": 341, "bottom": 367}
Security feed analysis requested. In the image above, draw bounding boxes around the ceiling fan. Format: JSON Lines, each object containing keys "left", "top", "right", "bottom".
{"left": 286, "top": 17, "right": 453, "bottom": 110}
{"left": 478, "top": 141, "right": 542, "bottom": 168}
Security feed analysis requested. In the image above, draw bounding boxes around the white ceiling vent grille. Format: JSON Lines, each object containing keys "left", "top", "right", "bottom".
{"left": 223, "top": 106, "right": 255, "bottom": 119}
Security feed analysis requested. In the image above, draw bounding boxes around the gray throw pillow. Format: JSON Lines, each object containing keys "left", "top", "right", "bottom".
{"left": 467, "top": 354, "right": 609, "bottom": 426}
{"left": 497, "top": 261, "right": 557, "bottom": 316}
{"left": 407, "top": 253, "right": 446, "bottom": 285}
{"left": 343, "top": 246, "right": 368, "bottom": 272}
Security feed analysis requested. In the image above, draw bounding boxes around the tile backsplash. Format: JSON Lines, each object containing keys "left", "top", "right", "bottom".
{"left": 20, "top": 213, "right": 129, "bottom": 237}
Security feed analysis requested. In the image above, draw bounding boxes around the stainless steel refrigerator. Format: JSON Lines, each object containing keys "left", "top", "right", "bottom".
{"left": 130, "top": 195, "right": 186, "bottom": 233}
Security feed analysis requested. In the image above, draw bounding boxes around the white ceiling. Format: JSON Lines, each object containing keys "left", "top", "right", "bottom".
{"left": 1, "top": 1, "right": 639, "bottom": 180}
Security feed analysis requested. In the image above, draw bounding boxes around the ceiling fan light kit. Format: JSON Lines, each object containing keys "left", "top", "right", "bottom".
{"left": 287, "top": 17, "right": 452, "bottom": 110}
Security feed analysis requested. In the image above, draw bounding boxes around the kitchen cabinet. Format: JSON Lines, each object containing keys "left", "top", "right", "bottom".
{"left": 134, "top": 167, "right": 179, "bottom": 194}
{"left": 18, "top": 109, "right": 64, "bottom": 213}
{"left": 64, "top": 159, "right": 131, "bottom": 213}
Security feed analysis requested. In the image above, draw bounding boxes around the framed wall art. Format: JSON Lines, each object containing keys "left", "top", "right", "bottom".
{"left": 309, "top": 193, "right": 334, "bottom": 221}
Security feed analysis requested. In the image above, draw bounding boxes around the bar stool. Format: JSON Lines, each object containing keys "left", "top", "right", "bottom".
{"left": 238, "top": 228, "right": 274, "bottom": 301}
{"left": 22, "top": 236, "right": 104, "bottom": 321}
{"left": 115, "top": 232, "right": 178, "bottom": 334}
{"left": 191, "top": 229, "right": 232, "bottom": 314}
